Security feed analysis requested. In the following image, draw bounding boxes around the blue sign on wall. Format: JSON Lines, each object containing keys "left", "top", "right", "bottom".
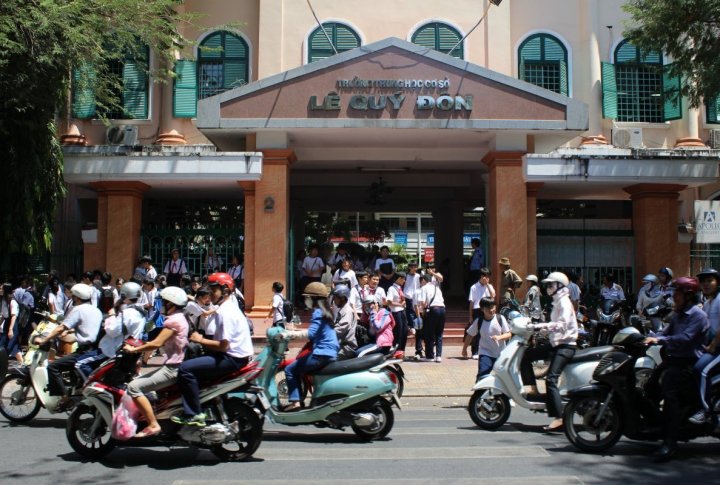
{"left": 395, "top": 233, "right": 408, "bottom": 246}
{"left": 426, "top": 233, "right": 480, "bottom": 246}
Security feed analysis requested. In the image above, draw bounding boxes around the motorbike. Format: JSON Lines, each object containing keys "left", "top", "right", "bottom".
{"left": 468, "top": 313, "right": 616, "bottom": 429}
{"left": 0, "top": 312, "right": 81, "bottom": 422}
{"left": 65, "top": 340, "right": 266, "bottom": 461}
{"left": 274, "top": 342, "right": 406, "bottom": 408}
{"left": 467, "top": 312, "right": 663, "bottom": 429}
{"left": 588, "top": 299, "right": 626, "bottom": 346}
{"left": 0, "top": 347, "right": 7, "bottom": 378}
{"left": 233, "top": 327, "right": 401, "bottom": 441}
{"left": 563, "top": 327, "right": 719, "bottom": 453}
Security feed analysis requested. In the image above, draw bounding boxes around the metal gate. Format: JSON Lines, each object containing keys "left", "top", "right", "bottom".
{"left": 140, "top": 227, "right": 243, "bottom": 277}
{"left": 690, "top": 246, "right": 720, "bottom": 274}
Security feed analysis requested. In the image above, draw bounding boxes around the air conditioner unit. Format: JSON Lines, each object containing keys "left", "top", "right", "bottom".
{"left": 611, "top": 127, "right": 643, "bottom": 149}
{"left": 709, "top": 129, "right": 720, "bottom": 149}
{"left": 106, "top": 125, "right": 139, "bottom": 146}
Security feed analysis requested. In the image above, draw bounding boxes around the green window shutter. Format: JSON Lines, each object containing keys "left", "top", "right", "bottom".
{"left": 71, "top": 64, "right": 97, "bottom": 119}
{"left": 200, "top": 32, "right": 223, "bottom": 58}
{"left": 223, "top": 60, "right": 247, "bottom": 90}
{"left": 601, "top": 61, "right": 618, "bottom": 119}
{"left": 707, "top": 96, "right": 720, "bottom": 124}
{"left": 518, "top": 56, "right": 526, "bottom": 82}
{"left": 412, "top": 26, "right": 436, "bottom": 49}
{"left": 308, "top": 23, "right": 360, "bottom": 63}
{"left": 436, "top": 24, "right": 463, "bottom": 59}
{"left": 662, "top": 63, "right": 682, "bottom": 121}
{"left": 122, "top": 58, "right": 148, "bottom": 119}
{"left": 520, "top": 36, "right": 542, "bottom": 62}
{"left": 334, "top": 25, "right": 360, "bottom": 51}
{"left": 173, "top": 59, "right": 197, "bottom": 118}
{"left": 559, "top": 59, "right": 568, "bottom": 96}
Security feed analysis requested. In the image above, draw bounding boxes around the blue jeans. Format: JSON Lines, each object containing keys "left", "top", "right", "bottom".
{"left": 285, "top": 353, "right": 333, "bottom": 402}
{"left": 476, "top": 355, "right": 496, "bottom": 382}
{"left": 74, "top": 349, "right": 109, "bottom": 381}
{"left": 423, "top": 307, "right": 445, "bottom": 359}
{"left": 694, "top": 351, "right": 720, "bottom": 411}
{"left": 178, "top": 352, "right": 249, "bottom": 416}
{"left": 391, "top": 310, "right": 408, "bottom": 352}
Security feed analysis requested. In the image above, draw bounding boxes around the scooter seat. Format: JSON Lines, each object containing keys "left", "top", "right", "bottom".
{"left": 314, "top": 353, "right": 385, "bottom": 375}
{"left": 569, "top": 345, "right": 614, "bottom": 364}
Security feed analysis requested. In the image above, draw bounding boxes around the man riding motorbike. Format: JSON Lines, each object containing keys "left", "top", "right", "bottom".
{"left": 644, "top": 276, "right": 708, "bottom": 461}
{"left": 331, "top": 285, "right": 358, "bottom": 360}
{"left": 636, "top": 274, "right": 663, "bottom": 331}
{"left": 39, "top": 283, "right": 102, "bottom": 408}
{"left": 172, "top": 272, "right": 253, "bottom": 427}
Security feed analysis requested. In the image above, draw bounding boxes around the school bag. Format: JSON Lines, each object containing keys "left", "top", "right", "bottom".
{"left": 282, "top": 297, "right": 294, "bottom": 323}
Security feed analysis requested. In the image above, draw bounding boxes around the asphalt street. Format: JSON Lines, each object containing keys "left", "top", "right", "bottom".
{"left": 1, "top": 396, "right": 719, "bottom": 485}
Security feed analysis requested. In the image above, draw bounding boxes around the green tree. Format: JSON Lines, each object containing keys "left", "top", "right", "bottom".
{"left": 0, "top": 0, "right": 192, "bottom": 259}
{"left": 623, "top": 0, "right": 720, "bottom": 107}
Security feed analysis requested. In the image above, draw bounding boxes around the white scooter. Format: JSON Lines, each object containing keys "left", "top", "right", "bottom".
{"left": 468, "top": 314, "right": 663, "bottom": 430}
{"left": 0, "top": 313, "right": 80, "bottom": 422}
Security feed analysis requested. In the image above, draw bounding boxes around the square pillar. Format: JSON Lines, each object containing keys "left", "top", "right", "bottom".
{"left": 89, "top": 182, "right": 150, "bottom": 278}
{"left": 483, "top": 152, "right": 528, "bottom": 297}
{"left": 244, "top": 149, "right": 294, "bottom": 316}
{"left": 526, "top": 182, "right": 544, "bottom": 276}
{"left": 624, "top": 184, "right": 687, "bottom": 283}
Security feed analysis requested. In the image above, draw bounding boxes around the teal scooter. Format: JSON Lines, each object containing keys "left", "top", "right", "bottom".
{"left": 233, "top": 327, "right": 402, "bottom": 441}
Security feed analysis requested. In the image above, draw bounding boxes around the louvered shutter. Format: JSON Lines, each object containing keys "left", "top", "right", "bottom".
{"left": 122, "top": 57, "right": 148, "bottom": 119}
{"left": 334, "top": 24, "right": 360, "bottom": 51}
{"left": 662, "top": 63, "right": 682, "bottom": 121}
{"left": 173, "top": 59, "right": 197, "bottom": 118}
{"left": 707, "top": 96, "right": 720, "bottom": 124}
{"left": 559, "top": 59, "right": 568, "bottom": 96}
{"left": 71, "top": 64, "right": 97, "bottom": 119}
{"left": 601, "top": 61, "right": 618, "bottom": 119}
{"left": 200, "top": 32, "right": 223, "bottom": 58}
{"left": 437, "top": 24, "right": 462, "bottom": 58}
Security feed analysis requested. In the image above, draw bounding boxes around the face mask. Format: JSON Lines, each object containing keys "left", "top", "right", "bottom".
{"left": 546, "top": 283, "right": 558, "bottom": 296}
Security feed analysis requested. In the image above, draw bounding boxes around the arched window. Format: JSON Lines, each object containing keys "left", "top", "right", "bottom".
{"left": 518, "top": 34, "right": 568, "bottom": 96}
{"left": 411, "top": 22, "right": 463, "bottom": 59}
{"left": 197, "top": 31, "right": 249, "bottom": 99}
{"left": 308, "top": 22, "right": 360, "bottom": 63}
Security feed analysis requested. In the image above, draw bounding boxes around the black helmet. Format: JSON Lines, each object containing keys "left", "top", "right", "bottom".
{"left": 697, "top": 268, "right": 720, "bottom": 282}
{"left": 658, "top": 267, "right": 674, "bottom": 278}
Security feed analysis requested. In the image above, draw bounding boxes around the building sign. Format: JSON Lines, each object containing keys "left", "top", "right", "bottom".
{"left": 309, "top": 77, "right": 473, "bottom": 114}
{"left": 423, "top": 248, "right": 435, "bottom": 263}
{"left": 426, "top": 233, "right": 481, "bottom": 245}
{"left": 394, "top": 232, "right": 408, "bottom": 246}
{"left": 695, "top": 201, "right": 720, "bottom": 243}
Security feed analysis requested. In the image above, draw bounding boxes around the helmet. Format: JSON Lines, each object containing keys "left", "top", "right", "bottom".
{"left": 642, "top": 274, "right": 659, "bottom": 284}
{"left": 303, "top": 282, "right": 330, "bottom": 298}
{"left": 696, "top": 268, "right": 720, "bottom": 282}
{"left": 659, "top": 267, "right": 674, "bottom": 278}
{"left": 671, "top": 277, "right": 700, "bottom": 294}
{"left": 541, "top": 271, "right": 569, "bottom": 287}
{"left": 119, "top": 282, "right": 142, "bottom": 301}
{"left": 160, "top": 286, "right": 188, "bottom": 307}
{"left": 362, "top": 293, "right": 380, "bottom": 304}
{"left": 331, "top": 285, "right": 351, "bottom": 299}
{"left": 525, "top": 274, "right": 538, "bottom": 283}
{"left": 71, "top": 283, "right": 93, "bottom": 301}
{"left": 207, "top": 272, "right": 235, "bottom": 290}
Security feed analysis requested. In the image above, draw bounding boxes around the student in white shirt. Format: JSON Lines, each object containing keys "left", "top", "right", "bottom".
{"left": 374, "top": 246, "right": 395, "bottom": 292}
{"left": 264, "top": 282, "right": 286, "bottom": 328}
{"left": 333, "top": 257, "right": 358, "bottom": 288}
{"left": 387, "top": 272, "right": 408, "bottom": 358}
{"left": 351, "top": 271, "right": 367, "bottom": 318}
{"left": 140, "top": 255, "right": 158, "bottom": 281}
{"left": 301, "top": 245, "right": 325, "bottom": 296}
{"left": 463, "top": 267, "right": 496, "bottom": 359}
{"left": 418, "top": 274, "right": 446, "bottom": 362}
{"left": 465, "top": 297, "right": 511, "bottom": 382}
{"left": 185, "top": 287, "right": 217, "bottom": 338}
{"left": 227, "top": 254, "right": 244, "bottom": 292}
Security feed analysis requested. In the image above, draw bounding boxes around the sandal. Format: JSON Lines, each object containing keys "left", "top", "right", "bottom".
{"left": 282, "top": 402, "right": 301, "bottom": 412}
{"left": 543, "top": 419, "right": 564, "bottom": 432}
{"left": 134, "top": 426, "right": 161, "bottom": 438}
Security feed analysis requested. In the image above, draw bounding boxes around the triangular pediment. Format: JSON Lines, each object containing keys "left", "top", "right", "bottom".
{"left": 197, "top": 37, "right": 587, "bottom": 132}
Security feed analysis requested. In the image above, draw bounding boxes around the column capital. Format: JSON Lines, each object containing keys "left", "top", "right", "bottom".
{"left": 526, "top": 182, "right": 544, "bottom": 197}
{"left": 482, "top": 151, "right": 526, "bottom": 170}
{"left": 238, "top": 181, "right": 256, "bottom": 195}
{"left": 261, "top": 149, "right": 297, "bottom": 166}
{"left": 623, "top": 183, "right": 687, "bottom": 200}
{"left": 89, "top": 181, "right": 150, "bottom": 197}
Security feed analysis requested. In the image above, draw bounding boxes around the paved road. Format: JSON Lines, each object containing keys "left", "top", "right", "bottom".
{"left": 1, "top": 396, "right": 718, "bottom": 485}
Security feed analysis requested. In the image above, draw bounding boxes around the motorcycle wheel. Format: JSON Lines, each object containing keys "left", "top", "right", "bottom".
{"left": 211, "top": 398, "right": 263, "bottom": 461}
{"left": 389, "top": 366, "right": 404, "bottom": 398}
{"left": 273, "top": 370, "right": 308, "bottom": 408}
{"left": 66, "top": 403, "right": 116, "bottom": 459}
{"left": 563, "top": 395, "right": 622, "bottom": 453}
{"left": 351, "top": 397, "right": 394, "bottom": 441}
{"left": 0, "top": 374, "right": 41, "bottom": 422}
{"left": 468, "top": 391, "right": 511, "bottom": 430}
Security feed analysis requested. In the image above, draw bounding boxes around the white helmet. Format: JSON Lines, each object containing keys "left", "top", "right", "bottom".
{"left": 525, "top": 274, "right": 539, "bottom": 283}
{"left": 70, "top": 283, "right": 93, "bottom": 301}
{"left": 541, "top": 271, "right": 569, "bottom": 287}
{"left": 642, "top": 274, "right": 659, "bottom": 284}
{"left": 120, "top": 282, "right": 142, "bottom": 301}
{"left": 160, "top": 286, "right": 188, "bottom": 307}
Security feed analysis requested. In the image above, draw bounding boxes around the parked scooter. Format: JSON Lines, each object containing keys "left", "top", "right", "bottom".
{"left": 235, "top": 327, "right": 401, "bottom": 441}
{"left": 65, "top": 340, "right": 266, "bottom": 460}
{"left": 468, "top": 312, "right": 616, "bottom": 429}
{"left": 563, "top": 327, "right": 717, "bottom": 453}
{"left": 0, "top": 312, "right": 80, "bottom": 422}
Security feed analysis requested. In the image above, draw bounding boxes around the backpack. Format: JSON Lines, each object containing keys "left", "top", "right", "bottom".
{"left": 99, "top": 287, "right": 115, "bottom": 315}
{"left": 282, "top": 298, "right": 294, "bottom": 323}
{"left": 355, "top": 323, "right": 372, "bottom": 347}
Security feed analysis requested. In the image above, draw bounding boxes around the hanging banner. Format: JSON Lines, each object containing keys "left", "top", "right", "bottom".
{"left": 695, "top": 201, "right": 720, "bottom": 243}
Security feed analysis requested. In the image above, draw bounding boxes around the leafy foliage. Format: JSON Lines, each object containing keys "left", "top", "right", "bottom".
{"left": 0, "top": 0, "right": 193, "bottom": 258}
{"left": 623, "top": 0, "right": 720, "bottom": 107}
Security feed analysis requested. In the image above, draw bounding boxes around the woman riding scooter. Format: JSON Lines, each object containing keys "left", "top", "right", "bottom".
{"left": 529, "top": 271, "right": 578, "bottom": 432}
{"left": 283, "top": 282, "right": 339, "bottom": 412}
